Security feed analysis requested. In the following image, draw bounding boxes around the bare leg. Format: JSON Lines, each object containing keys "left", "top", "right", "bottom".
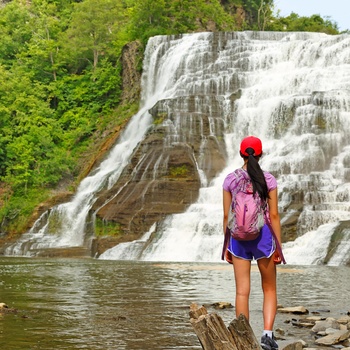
{"left": 257, "top": 256, "right": 277, "bottom": 330}
{"left": 232, "top": 256, "right": 251, "bottom": 320}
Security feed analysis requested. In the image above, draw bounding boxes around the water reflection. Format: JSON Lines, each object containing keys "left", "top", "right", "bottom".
{"left": 0, "top": 258, "right": 349, "bottom": 349}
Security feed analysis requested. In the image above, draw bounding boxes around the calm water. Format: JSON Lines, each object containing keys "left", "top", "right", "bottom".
{"left": 0, "top": 258, "right": 349, "bottom": 349}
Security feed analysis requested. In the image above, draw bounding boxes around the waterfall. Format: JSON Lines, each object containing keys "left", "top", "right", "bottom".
{"left": 4, "top": 108, "right": 153, "bottom": 256}
{"left": 4, "top": 34, "right": 205, "bottom": 256}
{"left": 101, "top": 31, "right": 350, "bottom": 265}
{"left": 5, "top": 33, "right": 229, "bottom": 257}
{"left": 6, "top": 31, "right": 350, "bottom": 265}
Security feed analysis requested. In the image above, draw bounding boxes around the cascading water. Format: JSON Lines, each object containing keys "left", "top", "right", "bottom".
{"left": 4, "top": 108, "right": 153, "bottom": 256}
{"left": 4, "top": 34, "right": 206, "bottom": 256}
{"left": 100, "top": 31, "right": 350, "bottom": 265}
{"left": 6, "top": 31, "right": 350, "bottom": 265}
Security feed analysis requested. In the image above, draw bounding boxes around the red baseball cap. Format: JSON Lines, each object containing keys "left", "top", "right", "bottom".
{"left": 240, "top": 136, "right": 263, "bottom": 156}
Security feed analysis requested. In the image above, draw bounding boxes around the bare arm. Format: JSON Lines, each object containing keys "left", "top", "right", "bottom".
{"left": 223, "top": 189, "right": 232, "bottom": 234}
{"left": 267, "top": 187, "right": 282, "bottom": 246}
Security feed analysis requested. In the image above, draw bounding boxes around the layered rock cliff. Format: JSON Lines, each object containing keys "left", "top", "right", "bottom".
{"left": 92, "top": 92, "right": 231, "bottom": 255}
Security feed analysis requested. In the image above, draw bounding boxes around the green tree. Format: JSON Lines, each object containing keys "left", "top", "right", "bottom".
{"left": 63, "top": 0, "right": 127, "bottom": 72}
{"left": 0, "top": 0, "right": 32, "bottom": 66}
{"left": 188, "top": 0, "right": 234, "bottom": 31}
{"left": 0, "top": 65, "right": 69, "bottom": 192}
{"left": 257, "top": 0, "right": 273, "bottom": 31}
{"left": 268, "top": 12, "right": 339, "bottom": 34}
{"left": 128, "top": 0, "right": 170, "bottom": 42}
{"left": 240, "top": 0, "right": 273, "bottom": 30}
{"left": 129, "top": 0, "right": 234, "bottom": 42}
{"left": 16, "top": 0, "right": 71, "bottom": 83}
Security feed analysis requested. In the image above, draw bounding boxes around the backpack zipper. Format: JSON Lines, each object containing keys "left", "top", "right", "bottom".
{"left": 243, "top": 204, "right": 247, "bottom": 226}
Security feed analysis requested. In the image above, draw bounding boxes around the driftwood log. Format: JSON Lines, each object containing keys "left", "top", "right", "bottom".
{"left": 189, "top": 303, "right": 262, "bottom": 350}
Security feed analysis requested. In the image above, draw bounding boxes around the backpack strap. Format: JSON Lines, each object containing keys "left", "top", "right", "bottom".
{"left": 229, "top": 169, "right": 246, "bottom": 192}
{"left": 221, "top": 226, "right": 231, "bottom": 261}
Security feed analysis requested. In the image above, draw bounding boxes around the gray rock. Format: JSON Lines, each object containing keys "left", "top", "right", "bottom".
{"left": 337, "top": 315, "right": 350, "bottom": 324}
{"left": 315, "top": 329, "right": 350, "bottom": 345}
{"left": 278, "top": 306, "right": 309, "bottom": 315}
{"left": 305, "top": 316, "right": 323, "bottom": 322}
{"left": 325, "top": 327, "right": 341, "bottom": 334}
{"left": 311, "top": 318, "right": 340, "bottom": 333}
{"left": 211, "top": 302, "right": 233, "bottom": 309}
{"left": 281, "top": 340, "right": 304, "bottom": 350}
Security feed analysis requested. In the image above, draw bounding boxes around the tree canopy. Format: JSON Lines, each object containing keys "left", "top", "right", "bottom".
{"left": 269, "top": 12, "right": 340, "bottom": 34}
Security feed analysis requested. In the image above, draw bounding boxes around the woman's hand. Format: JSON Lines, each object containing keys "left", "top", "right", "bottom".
{"left": 273, "top": 250, "right": 282, "bottom": 265}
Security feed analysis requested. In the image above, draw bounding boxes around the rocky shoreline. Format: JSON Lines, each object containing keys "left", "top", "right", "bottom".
{"left": 211, "top": 303, "right": 350, "bottom": 350}
{"left": 275, "top": 305, "right": 350, "bottom": 349}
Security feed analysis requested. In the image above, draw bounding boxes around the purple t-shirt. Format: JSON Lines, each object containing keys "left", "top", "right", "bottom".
{"left": 223, "top": 169, "right": 277, "bottom": 194}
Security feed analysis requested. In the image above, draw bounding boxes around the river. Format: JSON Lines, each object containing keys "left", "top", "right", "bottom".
{"left": 0, "top": 257, "right": 349, "bottom": 349}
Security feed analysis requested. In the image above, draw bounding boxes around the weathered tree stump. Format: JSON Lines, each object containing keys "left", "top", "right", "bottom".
{"left": 228, "top": 314, "right": 262, "bottom": 349}
{"left": 189, "top": 303, "right": 262, "bottom": 350}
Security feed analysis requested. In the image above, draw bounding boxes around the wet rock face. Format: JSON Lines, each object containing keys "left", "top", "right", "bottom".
{"left": 90, "top": 101, "right": 228, "bottom": 253}
{"left": 92, "top": 130, "right": 202, "bottom": 236}
{"left": 92, "top": 95, "right": 230, "bottom": 237}
{"left": 323, "top": 220, "right": 350, "bottom": 266}
{"left": 92, "top": 37, "right": 234, "bottom": 241}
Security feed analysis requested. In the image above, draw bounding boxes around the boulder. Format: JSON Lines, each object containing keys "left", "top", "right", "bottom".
{"left": 311, "top": 318, "right": 340, "bottom": 333}
{"left": 315, "top": 329, "right": 350, "bottom": 346}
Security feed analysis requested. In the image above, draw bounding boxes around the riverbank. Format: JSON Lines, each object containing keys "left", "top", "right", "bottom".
{"left": 191, "top": 302, "right": 350, "bottom": 349}
{"left": 201, "top": 300, "right": 350, "bottom": 349}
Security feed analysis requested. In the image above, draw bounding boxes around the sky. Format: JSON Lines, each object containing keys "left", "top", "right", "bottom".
{"left": 274, "top": 0, "right": 350, "bottom": 31}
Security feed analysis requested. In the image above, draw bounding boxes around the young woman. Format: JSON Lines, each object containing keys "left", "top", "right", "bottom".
{"left": 222, "top": 136, "right": 283, "bottom": 350}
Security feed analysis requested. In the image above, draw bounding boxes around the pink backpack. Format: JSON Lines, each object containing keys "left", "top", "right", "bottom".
{"left": 221, "top": 168, "right": 287, "bottom": 265}
{"left": 229, "top": 170, "right": 265, "bottom": 241}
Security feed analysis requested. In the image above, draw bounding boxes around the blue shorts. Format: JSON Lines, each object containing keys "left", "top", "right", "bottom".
{"left": 227, "top": 224, "right": 275, "bottom": 261}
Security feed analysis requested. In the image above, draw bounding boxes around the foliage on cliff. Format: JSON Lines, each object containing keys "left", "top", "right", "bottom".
{"left": 0, "top": 0, "right": 342, "bottom": 234}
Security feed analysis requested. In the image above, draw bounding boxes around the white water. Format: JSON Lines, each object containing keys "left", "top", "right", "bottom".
{"left": 101, "top": 32, "right": 350, "bottom": 264}
{"left": 4, "top": 34, "right": 206, "bottom": 256}
{"left": 4, "top": 108, "right": 153, "bottom": 256}
{"left": 6, "top": 32, "right": 350, "bottom": 264}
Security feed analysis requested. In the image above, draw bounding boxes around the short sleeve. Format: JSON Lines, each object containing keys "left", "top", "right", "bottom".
{"left": 223, "top": 172, "right": 236, "bottom": 192}
{"left": 264, "top": 172, "right": 277, "bottom": 192}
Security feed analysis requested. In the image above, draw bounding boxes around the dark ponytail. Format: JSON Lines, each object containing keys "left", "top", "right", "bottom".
{"left": 242, "top": 147, "right": 269, "bottom": 201}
